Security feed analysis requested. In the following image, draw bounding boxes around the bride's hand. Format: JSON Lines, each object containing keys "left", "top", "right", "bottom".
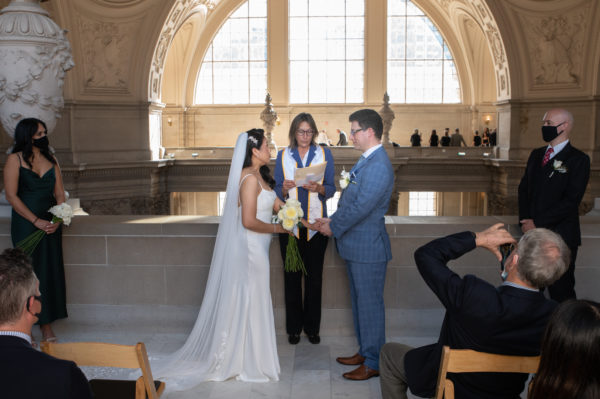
{"left": 301, "top": 219, "right": 320, "bottom": 231}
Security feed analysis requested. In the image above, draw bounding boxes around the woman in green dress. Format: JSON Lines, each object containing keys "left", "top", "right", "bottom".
{"left": 3, "top": 118, "right": 68, "bottom": 342}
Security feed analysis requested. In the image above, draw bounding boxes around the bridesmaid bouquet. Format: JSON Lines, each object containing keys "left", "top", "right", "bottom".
{"left": 17, "top": 203, "right": 73, "bottom": 256}
{"left": 275, "top": 199, "right": 307, "bottom": 275}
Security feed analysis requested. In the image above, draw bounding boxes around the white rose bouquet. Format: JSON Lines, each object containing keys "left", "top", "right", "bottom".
{"left": 275, "top": 198, "right": 307, "bottom": 274}
{"left": 17, "top": 203, "right": 73, "bottom": 256}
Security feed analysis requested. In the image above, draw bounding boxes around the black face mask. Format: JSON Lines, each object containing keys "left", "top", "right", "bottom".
{"left": 32, "top": 136, "right": 49, "bottom": 150}
{"left": 541, "top": 122, "right": 565, "bottom": 143}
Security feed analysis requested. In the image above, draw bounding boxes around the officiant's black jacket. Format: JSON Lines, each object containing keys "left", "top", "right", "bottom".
{"left": 0, "top": 335, "right": 92, "bottom": 399}
{"left": 404, "top": 232, "right": 557, "bottom": 399}
{"left": 518, "top": 142, "right": 590, "bottom": 248}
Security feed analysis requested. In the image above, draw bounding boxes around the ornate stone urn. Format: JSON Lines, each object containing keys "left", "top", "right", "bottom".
{"left": 0, "top": 0, "right": 74, "bottom": 138}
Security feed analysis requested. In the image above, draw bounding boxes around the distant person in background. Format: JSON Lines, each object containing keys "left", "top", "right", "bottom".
{"left": 440, "top": 129, "right": 451, "bottom": 147}
{"left": 490, "top": 128, "right": 497, "bottom": 146}
{"left": 450, "top": 128, "right": 467, "bottom": 147}
{"left": 529, "top": 299, "right": 600, "bottom": 399}
{"left": 336, "top": 129, "right": 348, "bottom": 146}
{"left": 410, "top": 129, "right": 421, "bottom": 147}
{"left": 473, "top": 130, "right": 482, "bottom": 147}
{"left": 429, "top": 129, "right": 438, "bottom": 147}
{"left": 316, "top": 129, "right": 331, "bottom": 146}
{"left": 482, "top": 127, "right": 490, "bottom": 147}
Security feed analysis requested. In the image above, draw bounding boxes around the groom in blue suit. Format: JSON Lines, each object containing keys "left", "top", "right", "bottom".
{"left": 317, "top": 109, "right": 394, "bottom": 380}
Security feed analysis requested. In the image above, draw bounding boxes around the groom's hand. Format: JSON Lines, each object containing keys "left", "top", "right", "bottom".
{"left": 315, "top": 218, "right": 333, "bottom": 236}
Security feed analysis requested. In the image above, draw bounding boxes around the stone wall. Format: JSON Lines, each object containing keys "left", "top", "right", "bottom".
{"left": 2, "top": 215, "right": 598, "bottom": 334}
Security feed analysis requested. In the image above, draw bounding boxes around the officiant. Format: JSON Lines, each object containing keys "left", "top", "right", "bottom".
{"left": 274, "top": 112, "right": 336, "bottom": 345}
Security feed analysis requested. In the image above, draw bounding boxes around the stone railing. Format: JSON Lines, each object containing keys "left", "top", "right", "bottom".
{"left": 1, "top": 215, "right": 599, "bottom": 335}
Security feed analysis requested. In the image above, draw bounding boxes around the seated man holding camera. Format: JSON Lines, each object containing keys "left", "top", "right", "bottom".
{"left": 380, "top": 224, "right": 569, "bottom": 399}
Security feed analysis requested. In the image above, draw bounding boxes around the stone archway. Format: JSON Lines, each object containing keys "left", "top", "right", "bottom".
{"left": 148, "top": 0, "right": 512, "bottom": 105}
{"left": 148, "top": 0, "right": 216, "bottom": 104}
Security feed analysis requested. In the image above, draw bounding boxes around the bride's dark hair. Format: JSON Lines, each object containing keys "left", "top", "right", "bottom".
{"left": 242, "top": 128, "right": 275, "bottom": 189}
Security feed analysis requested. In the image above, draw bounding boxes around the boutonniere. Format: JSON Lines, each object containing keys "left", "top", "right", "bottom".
{"left": 549, "top": 160, "right": 568, "bottom": 177}
{"left": 339, "top": 169, "right": 356, "bottom": 189}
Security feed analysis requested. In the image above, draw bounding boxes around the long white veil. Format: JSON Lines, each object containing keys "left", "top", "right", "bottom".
{"left": 150, "top": 132, "right": 250, "bottom": 390}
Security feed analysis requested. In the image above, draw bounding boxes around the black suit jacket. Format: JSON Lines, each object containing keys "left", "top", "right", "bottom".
{"left": 518, "top": 142, "right": 590, "bottom": 248}
{"left": 404, "top": 232, "right": 557, "bottom": 399}
{"left": 0, "top": 335, "right": 92, "bottom": 399}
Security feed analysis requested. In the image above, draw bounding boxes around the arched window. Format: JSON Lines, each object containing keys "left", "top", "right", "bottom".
{"left": 194, "top": 0, "right": 267, "bottom": 104}
{"left": 387, "top": 0, "right": 460, "bottom": 103}
{"left": 289, "top": 0, "right": 365, "bottom": 103}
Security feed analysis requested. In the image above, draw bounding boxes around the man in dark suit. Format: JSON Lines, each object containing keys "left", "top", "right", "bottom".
{"left": 317, "top": 109, "right": 394, "bottom": 381}
{"left": 410, "top": 129, "right": 421, "bottom": 146}
{"left": 0, "top": 248, "right": 92, "bottom": 399}
{"left": 379, "top": 224, "right": 569, "bottom": 399}
{"left": 519, "top": 108, "right": 590, "bottom": 302}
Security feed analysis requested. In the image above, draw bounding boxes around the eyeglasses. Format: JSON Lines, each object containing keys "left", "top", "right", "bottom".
{"left": 26, "top": 295, "right": 42, "bottom": 312}
{"left": 499, "top": 243, "right": 516, "bottom": 271}
{"left": 296, "top": 129, "right": 314, "bottom": 137}
{"left": 350, "top": 128, "right": 363, "bottom": 135}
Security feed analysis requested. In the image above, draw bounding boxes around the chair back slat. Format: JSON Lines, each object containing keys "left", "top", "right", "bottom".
{"left": 446, "top": 349, "right": 540, "bottom": 373}
{"left": 42, "top": 342, "right": 140, "bottom": 368}
{"left": 434, "top": 346, "right": 540, "bottom": 399}
{"left": 41, "top": 341, "right": 163, "bottom": 399}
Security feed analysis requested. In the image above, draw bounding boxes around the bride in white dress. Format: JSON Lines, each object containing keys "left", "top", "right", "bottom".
{"left": 151, "top": 129, "right": 289, "bottom": 390}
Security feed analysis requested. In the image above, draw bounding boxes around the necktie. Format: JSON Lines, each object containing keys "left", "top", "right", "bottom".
{"left": 542, "top": 147, "right": 554, "bottom": 166}
{"left": 351, "top": 155, "right": 366, "bottom": 173}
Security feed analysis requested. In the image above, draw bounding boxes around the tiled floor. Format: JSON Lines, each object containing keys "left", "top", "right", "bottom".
{"left": 47, "top": 321, "right": 433, "bottom": 399}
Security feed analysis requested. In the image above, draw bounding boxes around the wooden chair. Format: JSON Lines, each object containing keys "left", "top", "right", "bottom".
{"left": 434, "top": 345, "right": 540, "bottom": 399}
{"left": 41, "top": 341, "right": 165, "bottom": 399}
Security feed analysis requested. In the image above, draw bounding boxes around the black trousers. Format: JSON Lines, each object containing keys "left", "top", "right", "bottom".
{"left": 548, "top": 246, "right": 578, "bottom": 302}
{"left": 278, "top": 229, "right": 328, "bottom": 336}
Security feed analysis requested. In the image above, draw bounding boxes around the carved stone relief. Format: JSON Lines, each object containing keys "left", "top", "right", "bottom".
{"left": 78, "top": 17, "right": 136, "bottom": 91}
{"left": 0, "top": 0, "right": 74, "bottom": 137}
{"left": 468, "top": 0, "right": 510, "bottom": 99}
{"left": 90, "top": 0, "right": 146, "bottom": 7}
{"left": 149, "top": 0, "right": 217, "bottom": 102}
{"left": 521, "top": 9, "right": 587, "bottom": 85}
{"left": 431, "top": 0, "right": 511, "bottom": 99}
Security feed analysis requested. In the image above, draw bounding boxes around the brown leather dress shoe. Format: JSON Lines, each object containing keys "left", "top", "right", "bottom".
{"left": 336, "top": 353, "right": 366, "bottom": 365}
{"left": 342, "top": 364, "right": 379, "bottom": 381}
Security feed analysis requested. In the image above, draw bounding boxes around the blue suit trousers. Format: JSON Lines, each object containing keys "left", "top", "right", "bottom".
{"left": 346, "top": 260, "right": 387, "bottom": 370}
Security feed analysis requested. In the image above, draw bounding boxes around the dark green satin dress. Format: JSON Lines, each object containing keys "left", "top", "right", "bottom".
{"left": 11, "top": 164, "right": 67, "bottom": 325}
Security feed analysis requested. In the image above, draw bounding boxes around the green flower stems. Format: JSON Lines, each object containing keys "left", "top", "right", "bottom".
{"left": 16, "top": 216, "right": 62, "bottom": 256}
{"left": 285, "top": 235, "right": 307, "bottom": 275}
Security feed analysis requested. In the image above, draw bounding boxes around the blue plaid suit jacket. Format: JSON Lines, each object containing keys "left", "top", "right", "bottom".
{"left": 330, "top": 146, "right": 394, "bottom": 263}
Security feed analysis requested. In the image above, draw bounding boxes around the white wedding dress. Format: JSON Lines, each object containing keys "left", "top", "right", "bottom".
{"left": 149, "top": 133, "right": 280, "bottom": 391}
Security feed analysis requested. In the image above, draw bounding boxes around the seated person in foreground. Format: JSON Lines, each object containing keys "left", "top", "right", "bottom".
{"left": 529, "top": 299, "right": 600, "bottom": 399}
{"left": 380, "top": 224, "right": 569, "bottom": 399}
{"left": 0, "top": 248, "right": 92, "bottom": 399}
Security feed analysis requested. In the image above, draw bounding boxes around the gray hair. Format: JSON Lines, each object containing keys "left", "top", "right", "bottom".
{"left": 0, "top": 248, "right": 38, "bottom": 325}
{"left": 516, "top": 228, "right": 570, "bottom": 289}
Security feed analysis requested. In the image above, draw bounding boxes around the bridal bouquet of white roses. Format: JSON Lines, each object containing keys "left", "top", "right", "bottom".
{"left": 275, "top": 198, "right": 307, "bottom": 274}
{"left": 17, "top": 203, "right": 73, "bottom": 256}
